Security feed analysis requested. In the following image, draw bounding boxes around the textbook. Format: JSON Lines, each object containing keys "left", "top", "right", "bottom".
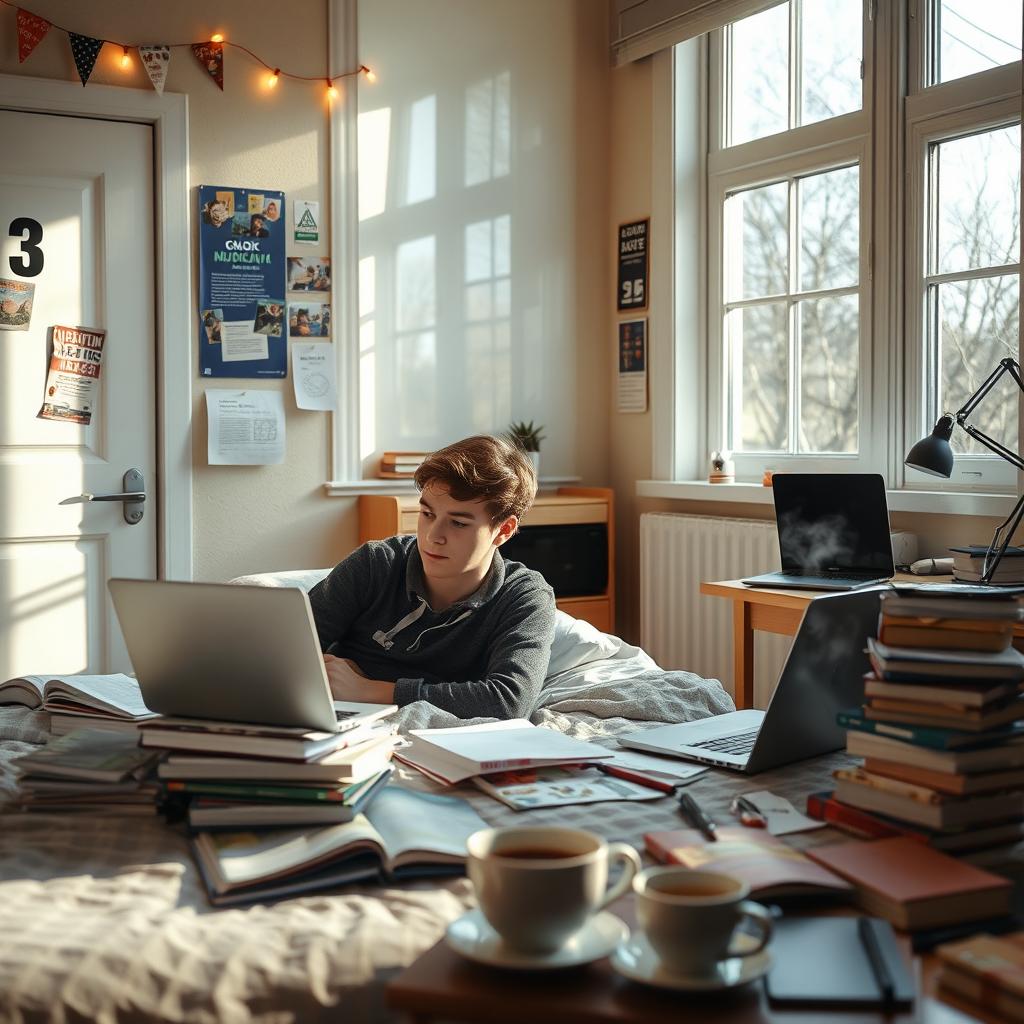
{"left": 397, "top": 719, "right": 613, "bottom": 785}
{"left": 644, "top": 826, "right": 853, "bottom": 902}
{"left": 864, "top": 695, "right": 1024, "bottom": 733}
{"left": 805, "top": 837, "right": 1012, "bottom": 930}
{"left": 862, "top": 675, "right": 1016, "bottom": 709}
{"left": 0, "top": 673, "right": 156, "bottom": 721}
{"left": 837, "top": 707, "right": 1024, "bottom": 750}
{"left": 937, "top": 932, "right": 1024, "bottom": 1020}
{"left": 13, "top": 728, "right": 160, "bottom": 783}
{"left": 867, "top": 638, "right": 1024, "bottom": 683}
{"left": 191, "top": 786, "right": 487, "bottom": 905}
{"left": 845, "top": 729, "right": 1024, "bottom": 772}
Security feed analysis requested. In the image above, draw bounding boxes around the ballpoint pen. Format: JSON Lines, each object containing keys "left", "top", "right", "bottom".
{"left": 730, "top": 794, "right": 767, "bottom": 828}
{"left": 678, "top": 791, "right": 718, "bottom": 841}
{"left": 596, "top": 763, "right": 677, "bottom": 794}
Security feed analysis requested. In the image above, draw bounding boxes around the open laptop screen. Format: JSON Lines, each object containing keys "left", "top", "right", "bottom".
{"left": 773, "top": 473, "right": 893, "bottom": 575}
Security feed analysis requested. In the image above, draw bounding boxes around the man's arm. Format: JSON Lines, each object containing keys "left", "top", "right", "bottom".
{"left": 391, "top": 585, "right": 556, "bottom": 720}
{"left": 308, "top": 544, "right": 380, "bottom": 653}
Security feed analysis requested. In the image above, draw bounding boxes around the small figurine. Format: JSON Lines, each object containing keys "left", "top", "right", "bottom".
{"left": 708, "top": 450, "right": 734, "bottom": 484}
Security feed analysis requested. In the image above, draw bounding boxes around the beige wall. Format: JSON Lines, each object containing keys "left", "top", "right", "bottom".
{"left": 1, "top": 0, "right": 613, "bottom": 585}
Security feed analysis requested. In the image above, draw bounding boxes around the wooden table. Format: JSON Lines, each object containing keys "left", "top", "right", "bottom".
{"left": 387, "top": 901, "right": 983, "bottom": 1024}
{"left": 699, "top": 574, "right": 926, "bottom": 711}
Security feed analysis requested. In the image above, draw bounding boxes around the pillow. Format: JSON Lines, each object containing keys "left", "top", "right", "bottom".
{"left": 228, "top": 568, "right": 332, "bottom": 591}
{"left": 546, "top": 609, "right": 621, "bottom": 677}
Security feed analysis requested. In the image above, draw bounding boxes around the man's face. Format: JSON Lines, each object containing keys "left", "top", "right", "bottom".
{"left": 209, "top": 202, "right": 229, "bottom": 226}
{"left": 416, "top": 482, "right": 514, "bottom": 589}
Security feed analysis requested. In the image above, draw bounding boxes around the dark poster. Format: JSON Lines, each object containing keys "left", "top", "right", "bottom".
{"left": 617, "top": 218, "right": 649, "bottom": 312}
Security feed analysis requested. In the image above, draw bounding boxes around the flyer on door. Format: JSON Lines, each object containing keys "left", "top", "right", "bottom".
{"left": 198, "top": 185, "right": 286, "bottom": 379}
{"left": 0, "top": 278, "right": 34, "bottom": 331}
{"left": 38, "top": 325, "right": 106, "bottom": 425}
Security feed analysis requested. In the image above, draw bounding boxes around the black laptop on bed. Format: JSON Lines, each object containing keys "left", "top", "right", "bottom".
{"left": 742, "top": 473, "right": 894, "bottom": 592}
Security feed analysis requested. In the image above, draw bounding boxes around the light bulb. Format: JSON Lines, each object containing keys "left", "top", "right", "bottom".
{"left": 267, "top": 68, "right": 280, "bottom": 88}
{"left": 326, "top": 79, "right": 338, "bottom": 100}
{"left": 211, "top": 33, "right": 224, "bottom": 44}
{"left": 120, "top": 46, "right": 131, "bottom": 70}
{"left": 364, "top": 67, "right": 377, "bottom": 83}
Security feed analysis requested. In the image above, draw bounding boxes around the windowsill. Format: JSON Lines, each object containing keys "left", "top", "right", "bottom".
{"left": 635, "top": 480, "right": 1016, "bottom": 517}
{"left": 325, "top": 475, "right": 582, "bottom": 498}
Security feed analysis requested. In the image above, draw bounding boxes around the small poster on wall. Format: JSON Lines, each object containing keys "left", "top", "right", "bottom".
{"left": 617, "top": 318, "right": 647, "bottom": 413}
{"left": 38, "top": 324, "right": 106, "bottom": 425}
{"left": 0, "top": 278, "right": 34, "bottom": 331}
{"left": 617, "top": 218, "right": 649, "bottom": 312}
{"left": 198, "top": 184, "right": 286, "bottom": 378}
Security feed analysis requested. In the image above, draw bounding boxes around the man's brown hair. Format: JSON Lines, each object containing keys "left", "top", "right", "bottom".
{"left": 414, "top": 434, "right": 537, "bottom": 524}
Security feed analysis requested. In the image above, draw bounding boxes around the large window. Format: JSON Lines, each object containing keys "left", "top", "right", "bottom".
{"left": 699, "top": 0, "right": 1021, "bottom": 489}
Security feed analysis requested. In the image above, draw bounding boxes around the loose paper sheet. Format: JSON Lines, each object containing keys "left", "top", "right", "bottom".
{"left": 292, "top": 342, "right": 336, "bottom": 411}
{"left": 206, "top": 389, "right": 285, "bottom": 465}
{"left": 743, "top": 790, "right": 826, "bottom": 835}
{"left": 220, "top": 320, "right": 269, "bottom": 362}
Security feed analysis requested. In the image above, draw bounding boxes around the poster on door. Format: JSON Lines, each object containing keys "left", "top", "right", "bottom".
{"left": 38, "top": 324, "right": 106, "bottom": 425}
{"left": 198, "top": 184, "right": 286, "bottom": 378}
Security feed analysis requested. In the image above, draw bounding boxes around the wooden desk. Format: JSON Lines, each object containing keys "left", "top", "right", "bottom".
{"left": 700, "top": 574, "right": 921, "bottom": 711}
{"left": 387, "top": 905, "right": 981, "bottom": 1024}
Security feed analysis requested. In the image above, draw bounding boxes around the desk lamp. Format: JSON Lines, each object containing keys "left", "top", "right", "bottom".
{"left": 904, "top": 356, "right": 1024, "bottom": 585}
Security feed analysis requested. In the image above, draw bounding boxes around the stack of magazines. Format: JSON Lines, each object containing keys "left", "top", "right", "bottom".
{"left": 12, "top": 728, "right": 162, "bottom": 815}
{"left": 817, "top": 589, "right": 1024, "bottom": 863}
{"left": 144, "top": 703, "right": 399, "bottom": 829}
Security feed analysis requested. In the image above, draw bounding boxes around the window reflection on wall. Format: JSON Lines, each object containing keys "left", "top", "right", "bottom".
{"left": 465, "top": 71, "right": 511, "bottom": 187}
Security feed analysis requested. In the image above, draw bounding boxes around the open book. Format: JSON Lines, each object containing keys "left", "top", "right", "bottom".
{"left": 0, "top": 673, "right": 156, "bottom": 722}
{"left": 191, "top": 786, "right": 488, "bottom": 906}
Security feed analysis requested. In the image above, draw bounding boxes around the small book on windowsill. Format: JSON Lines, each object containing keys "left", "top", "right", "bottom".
{"left": 0, "top": 673, "right": 157, "bottom": 723}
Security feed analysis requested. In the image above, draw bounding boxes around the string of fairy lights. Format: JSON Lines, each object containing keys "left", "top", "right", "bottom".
{"left": 2, "top": 0, "right": 376, "bottom": 97}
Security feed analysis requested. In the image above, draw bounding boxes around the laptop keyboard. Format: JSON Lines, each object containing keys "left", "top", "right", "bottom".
{"left": 688, "top": 728, "right": 760, "bottom": 756}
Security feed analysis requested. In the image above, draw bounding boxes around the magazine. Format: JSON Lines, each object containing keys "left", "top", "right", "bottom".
{"left": 473, "top": 765, "right": 664, "bottom": 810}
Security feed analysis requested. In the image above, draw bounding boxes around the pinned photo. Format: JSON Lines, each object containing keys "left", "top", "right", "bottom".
{"left": 202, "top": 197, "right": 232, "bottom": 228}
{"left": 0, "top": 278, "right": 35, "bottom": 331}
{"left": 215, "top": 190, "right": 236, "bottom": 216}
{"left": 288, "top": 302, "right": 330, "bottom": 338}
{"left": 232, "top": 212, "right": 270, "bottom": 238}
{"left": 253, "top": 299, "right": 285, "bottom": 337}
{"left": 247, "top": 193, "right": 265, "bottom": 215}
{"left": 262, "top": 198, "right": 281, "bottom": 222}
{"left": 287, "top": 256, "right": 330, "bottom": 292}
{"left": 202, "top": 308, "right": 224, "bottom": 344}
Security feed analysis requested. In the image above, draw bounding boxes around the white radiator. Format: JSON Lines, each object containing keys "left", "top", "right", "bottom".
{"left": 640, "top": 513, "right": 793, "bottom": 708}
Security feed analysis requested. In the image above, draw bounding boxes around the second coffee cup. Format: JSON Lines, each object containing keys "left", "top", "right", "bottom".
{"left": 467, "top": 826, "right": 641, "bottom": 954}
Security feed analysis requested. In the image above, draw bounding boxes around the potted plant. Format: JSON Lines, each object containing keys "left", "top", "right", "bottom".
{"left": 506, "top": 420, "right": 545, "bottom": 477}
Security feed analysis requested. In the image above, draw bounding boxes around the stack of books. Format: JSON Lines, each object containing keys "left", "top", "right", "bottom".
{"left": 12, "top": 728, "right": 162, "bottom": 815}
{"left": 377, "top": 451, "right": 430, "bottom": 478}
{"left": 951, "top": 545, "right": 1024, "bottom": 585}
{"left": 821, "top": 590, "right": 1024, "bottom": 860}
{"left": 0, "top": 672, "right": 158, "bottom": 735}
{"left": 936, "top": 931, "right": 1024, "bottom": 1019}
{"left": 144, "top": 703, "right": 399, "bottom": 829}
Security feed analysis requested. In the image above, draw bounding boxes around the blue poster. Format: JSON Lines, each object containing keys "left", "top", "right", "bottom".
{"left": 198, "top": 185, "right": 286, "bottom": 378}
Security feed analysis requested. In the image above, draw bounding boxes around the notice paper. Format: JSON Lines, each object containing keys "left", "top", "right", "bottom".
{"left": 220, "top": 320, "right": 269, "bottom": 363}
{"left": 206, "top": 389, "right": 285, "bottom": 465}
{"left": 292, "top": 342, "right": 336, "bottom": 411}
{"left": 38, "top": 324, "right": 106, "bottom": 425}
{"left": 617, "top": 318, "right": 648, "bottom": 413}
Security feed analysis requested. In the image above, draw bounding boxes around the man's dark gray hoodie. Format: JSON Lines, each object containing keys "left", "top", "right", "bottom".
{"left": 308, "top": 535, "right": 556, "bottom": 720}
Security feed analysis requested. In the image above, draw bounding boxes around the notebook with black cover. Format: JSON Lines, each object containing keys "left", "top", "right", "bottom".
{"left": 743, "top": 473, "right": 894, "bottom": 591}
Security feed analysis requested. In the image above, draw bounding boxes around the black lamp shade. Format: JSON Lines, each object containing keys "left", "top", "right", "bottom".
{"left": 905, "top": 415, "right": 955, "bottom": 478}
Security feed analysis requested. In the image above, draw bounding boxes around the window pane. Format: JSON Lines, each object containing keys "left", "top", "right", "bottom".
{"left": 801, "top": 0, "right": 862, "bottom": 126}
{"left": 729, "top": 2, "right": 789, "bottom": 146}
{"left": 799, "top": 165, "right": 859, "bottom": 291}
{"left": 937, "top": 275, "right": 1020, "bottom": 455}
{"left": 726, "top": 182, "right": 789, "bottom": 301}
{"left": 935, "top": 0, "right": 1022, "bottom": 85}
{"left": 935, "top": 126, "right": 1021, "bottom": 275}
{"left": 729, "top": 303, "right": 789, "bottom": 451}
{"left": 799, "top": 294, "right": 859, "bottom": 452}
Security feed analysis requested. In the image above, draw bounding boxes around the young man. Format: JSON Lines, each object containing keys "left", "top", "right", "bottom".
{"left": 309, "top": 435, "right": 556, "bottom": 720}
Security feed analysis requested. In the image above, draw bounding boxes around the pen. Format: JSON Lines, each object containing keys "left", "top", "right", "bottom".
{"left": 858, "top": 917, "right": 894, "bottom": 1009}
{"left": 730, "top": 795, "right": 767, "bottom": 828}
{"left": 596, "top": 763, "right": 677, "bottom": 794}
{"left": 678, "top": 791, "right": 718, "bottom": 841}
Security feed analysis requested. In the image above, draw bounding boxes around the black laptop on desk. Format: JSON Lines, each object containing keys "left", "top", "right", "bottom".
{"left": 742, "top": 473, "right": 894, "bottom": 591}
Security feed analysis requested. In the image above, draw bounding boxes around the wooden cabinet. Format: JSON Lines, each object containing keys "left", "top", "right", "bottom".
{"left": 359, "top": 487, "right": 615, "bottom": 632}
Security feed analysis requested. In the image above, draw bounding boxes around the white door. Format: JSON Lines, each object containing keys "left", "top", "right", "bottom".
{"left": 0, "top": 110, "right": 157, "bottom": 678}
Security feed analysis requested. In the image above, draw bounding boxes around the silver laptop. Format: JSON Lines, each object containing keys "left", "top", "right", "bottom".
{"left": 621, "top": 589, "right": 881, "bottom": 773}
{"left": 108, "top": 578, "right": 386, "bottom": 733}
{"left": 742, "top": 473, "right": 894, "bottom": 591}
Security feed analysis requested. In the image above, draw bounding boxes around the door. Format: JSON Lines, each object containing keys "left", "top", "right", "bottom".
{"left": 0, "top": 110, "right": 157, "bottom": 677}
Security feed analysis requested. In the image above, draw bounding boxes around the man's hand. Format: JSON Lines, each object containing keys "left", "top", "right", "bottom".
{"left": 323, "top": 654, "right": 396, "bottom": 704}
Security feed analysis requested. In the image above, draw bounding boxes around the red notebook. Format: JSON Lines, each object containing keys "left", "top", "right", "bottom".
{"left": 805, "top": 837, "right": 1012, "bottom": 930}
{"left": 644, "top": 827, "right": 853, "bottom": 901}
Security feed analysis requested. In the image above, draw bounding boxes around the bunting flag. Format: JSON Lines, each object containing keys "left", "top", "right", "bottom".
{"left": 16, "top": 9, "right": 50, "bottom": 63}
{"left": 191, "top": 41, "right": 224, "bottom": 91}
{"left": 68, "top": 32, "right": 104, "bottom": 87}
{"left": 139, "top": 44, "right": 170, "bottom": 94}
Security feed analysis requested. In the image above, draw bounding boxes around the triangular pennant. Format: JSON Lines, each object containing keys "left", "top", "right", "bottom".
{"left": 191, "top": 41, "right": 223, "bottom": 91}
{"left": 138, "top": 45, "right": 170, "bottom": 94}
{"left": 68, "top": 32, "right": 104, "bottom": 87}
{"left": 17, "top": 9, "right": 50, "bottom": 63}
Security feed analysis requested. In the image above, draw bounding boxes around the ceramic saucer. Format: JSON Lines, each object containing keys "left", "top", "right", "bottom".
{"left": 445, "top": 909, "right": 629, "bottom": 970}
{"left": 610, "top": 931, "right": 772, "bottom": 992}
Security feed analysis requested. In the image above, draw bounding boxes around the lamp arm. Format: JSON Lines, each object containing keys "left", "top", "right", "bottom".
{"left": 953, "top": 357, "right": 1024, "bottom": 472}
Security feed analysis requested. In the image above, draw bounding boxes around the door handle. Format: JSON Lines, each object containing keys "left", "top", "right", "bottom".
{"left": 59, "top": 469, "right": 146, "bottom": 524}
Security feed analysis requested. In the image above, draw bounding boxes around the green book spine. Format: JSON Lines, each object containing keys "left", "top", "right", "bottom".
{"left": 167, "top": 781, "right": 346, "bottom": 802}
{"left": 836, "top": 709, "right": 981, "bottom": 751}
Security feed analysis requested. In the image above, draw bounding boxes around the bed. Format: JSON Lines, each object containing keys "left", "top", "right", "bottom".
{"left": 0, "top": 571, "right": 847, "bottom": 1024}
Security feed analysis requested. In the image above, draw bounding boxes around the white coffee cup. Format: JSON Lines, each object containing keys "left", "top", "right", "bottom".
{"left": 467, "top": 826, "right": 641, "bottom": 954}
{"left": 634, "top": 867, "right": 772, "bottom": 976}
